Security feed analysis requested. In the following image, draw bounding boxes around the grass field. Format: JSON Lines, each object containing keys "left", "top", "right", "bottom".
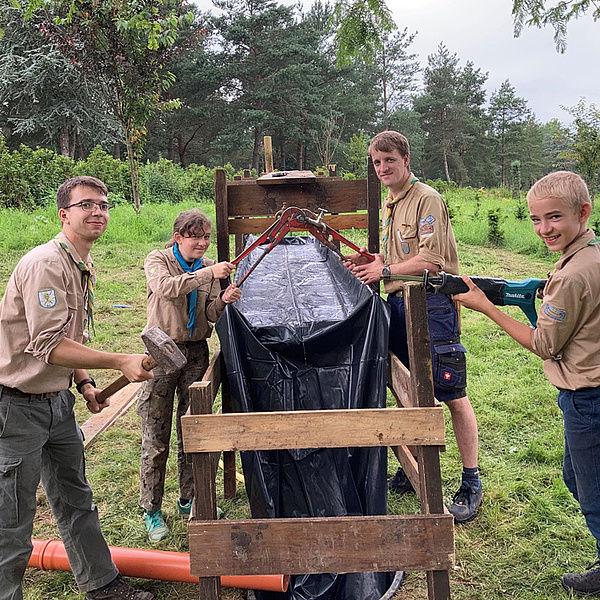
{"left": 0, "top": 197, "right": 596, "bottom": 600}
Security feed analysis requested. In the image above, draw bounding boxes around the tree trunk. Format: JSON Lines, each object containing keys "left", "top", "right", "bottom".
{"left": 297, "top": 141, "right": 303, "bottom": 170}
{"left": 59, "top": 125, "right": 70, "bottom": 157}
{"left": 76, "top": 132, "right": 84, "bottom": 160}
{"left": 126, "top": 133, "right": 141, "bottom": 212}
{"left": 167, "top": 136, "right": 174, "bottom": 161}
{"left": 252, "top": 126, "right": 262, "bottom": 173}
{"left": 177, "top": 133, "right": 187, "bottom": 169}
{"left": 114, "top": 142, "right": 121, "bottom": 160}
{"left": 443, "top": 147, "right": 451, "bottom": 184}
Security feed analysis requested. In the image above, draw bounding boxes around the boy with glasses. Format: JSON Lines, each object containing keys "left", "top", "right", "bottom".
{"left": 0, "top": 176, "right": 154, "bottom": 600}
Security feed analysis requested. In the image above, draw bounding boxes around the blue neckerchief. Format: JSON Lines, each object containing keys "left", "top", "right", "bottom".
{"left": 173, "top": 243, "right": 203, "bottom": 337}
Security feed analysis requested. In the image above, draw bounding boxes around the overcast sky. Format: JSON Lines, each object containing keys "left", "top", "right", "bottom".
{"left": 193, "top": 0, "right": 599, "bottom": 124}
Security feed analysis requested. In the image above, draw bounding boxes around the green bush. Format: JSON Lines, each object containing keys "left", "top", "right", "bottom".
{"left": 73, "top": 146, "right": 131, "bottom": 200}
{"left": 139, "top": 158, "right": 187, "bottom": 204}
{"left": 185, "top": 163, "right": 216, "bottom": 202}
{"left": 0, "top": 140, "right": 74, "bottom": 209}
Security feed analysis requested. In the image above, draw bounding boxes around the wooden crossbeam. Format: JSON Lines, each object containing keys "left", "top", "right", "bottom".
{"left": 181, "top": 407, "right": 445, "bottom": 453}
{"left": 188, "top": 514, "right": 454, "bottom": 577}
{"left": 227, "top": 213, "right": 368, "bottom": 235}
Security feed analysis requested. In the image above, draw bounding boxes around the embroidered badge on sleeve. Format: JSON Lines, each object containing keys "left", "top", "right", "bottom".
{"left": 419, "top": 215, "right": 436, "bottom": 238}
{"left": 543, "top": 303, "right": 566, "bottom": 322}
{"left": 38, "top": 289, "right": 56, "bottom": 308}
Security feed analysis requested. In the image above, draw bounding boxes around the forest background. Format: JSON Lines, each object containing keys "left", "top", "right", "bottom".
{"left": 1, "top": 0, "right": 600, "bottom": 211}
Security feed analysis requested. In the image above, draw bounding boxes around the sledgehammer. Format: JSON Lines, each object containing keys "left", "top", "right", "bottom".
{"left": 96, "top": 327, "right": 187, "bottom": 403}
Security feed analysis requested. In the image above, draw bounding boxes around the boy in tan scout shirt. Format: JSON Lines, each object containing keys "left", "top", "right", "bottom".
{"left": 345, "top": 131, "right": 482, "bottom": 523}
{"left": 455, "top": 171, "right": 600, "bottom": 597}
{"left": 137, "top": 209, "right": 241, "bottom": 542}
{"left": 0, "top": 176, "right": 153, "bottom": 600}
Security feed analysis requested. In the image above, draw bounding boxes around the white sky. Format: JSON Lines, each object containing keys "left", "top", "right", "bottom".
{"left": 193, "top": 0, "right": 600, "bottom": 124}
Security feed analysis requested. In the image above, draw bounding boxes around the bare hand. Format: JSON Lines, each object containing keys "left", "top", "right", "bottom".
{"left": 83, "top": 386, "right": 110, "bottom": 414}
{"left": 452, "top": 276, "right": 493, "bottom": 313}
{"left": 211, "top": 261, "right": 235, "bottom": 279}
{"left": 222, "top": 283, "right": 241, "bottom": 304}
{"left": 348, "top": 254, "right": 385, "bottom": 285}
{"left": 119, "top": 354, "right": 154, "bottom": 383}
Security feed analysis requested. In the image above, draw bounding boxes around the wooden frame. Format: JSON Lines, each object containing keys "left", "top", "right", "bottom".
{"left": 179, "top": 171, "right": 454, "bottom": 599}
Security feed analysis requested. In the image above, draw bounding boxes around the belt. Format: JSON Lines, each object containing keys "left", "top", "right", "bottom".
{"left": 0, "top": 385, "right": 61, "bottom": 401}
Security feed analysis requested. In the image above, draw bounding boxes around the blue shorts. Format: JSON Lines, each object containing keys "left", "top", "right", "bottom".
{"left": 387, "top": 292, "right": 467, "bottom": 402}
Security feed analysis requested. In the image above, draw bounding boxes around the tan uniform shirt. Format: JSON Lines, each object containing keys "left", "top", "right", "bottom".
{"left": 383, "top": 175, "right": 460, "bottom": 294}
{"left": 0, "top": 232, "right": 89, "bottom": 393}
{"left": 531, "top": 229, "right": 600, "bottom": 390}
{"left": 144, "top": 248, "right": 226, "bottom": 343}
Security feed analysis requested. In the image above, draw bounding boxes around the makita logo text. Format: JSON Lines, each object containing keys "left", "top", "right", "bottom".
{"left": 505, "top": 292, "right": 526, "bottom": 299}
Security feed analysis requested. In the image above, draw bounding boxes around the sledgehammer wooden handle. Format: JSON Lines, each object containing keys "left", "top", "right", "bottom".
{"left": 96, "top": 355, "right": 157, "bottom": 403}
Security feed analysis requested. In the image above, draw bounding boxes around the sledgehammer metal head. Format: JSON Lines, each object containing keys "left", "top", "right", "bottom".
{"left": 96, "top": 327, "right": 187, "bottom": 403}
{"left": 141, "top": 327, "right": 187, "bottom": 374}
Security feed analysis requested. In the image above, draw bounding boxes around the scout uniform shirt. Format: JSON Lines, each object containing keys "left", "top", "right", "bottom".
{"left": 0, "top": 232, "right": 90, "bottom": 394}
{"left": 144, "top": 248, "right": 227, "bottom": 343}
{"left": 383, "top": 174, "right": 460, "bottom": 295}
{"left": 531, "top": 229, "right": 600, "bottom": 391}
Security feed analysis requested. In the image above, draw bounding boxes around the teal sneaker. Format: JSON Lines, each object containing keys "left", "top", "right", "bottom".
{"left": 144, "top": 509, "right": 169, "bottom": 542}
{"left": 177, "top": 498, "right": 192, "bottom": 516}
{"left": 177, "top": 498, "right": 224, "bottom": 519}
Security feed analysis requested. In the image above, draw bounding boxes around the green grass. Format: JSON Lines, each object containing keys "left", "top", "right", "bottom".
{"left": 0, "top": 197, "right": 595, "bottom": 599}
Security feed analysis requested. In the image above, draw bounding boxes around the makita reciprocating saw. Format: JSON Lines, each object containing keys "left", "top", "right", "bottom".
{"left": 389, "top": 271, "right": 547, "bottom": 327}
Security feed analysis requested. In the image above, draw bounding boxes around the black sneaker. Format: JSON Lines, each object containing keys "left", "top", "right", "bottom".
{"left": 448, "top": 481, "right": 483, "bottom": 524}
{"left": 387, "top": 467, "right": 416, "bottom": 495}
{"left": 562, "top": 561, "right": 600, "bottom": 597}
{"left": 86, "top": 575, "right": 153, "bottom": 600}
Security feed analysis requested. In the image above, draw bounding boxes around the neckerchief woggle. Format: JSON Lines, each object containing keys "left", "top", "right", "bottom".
{"left": 59, "top": 239, "right": 96, "bottom": 339}
{"left": 173, "top": 243, "right": 203, "bottom": 337}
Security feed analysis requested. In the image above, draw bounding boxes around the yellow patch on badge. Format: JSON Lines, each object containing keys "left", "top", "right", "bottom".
{"left": 38, "top": 289, "right": 56, "bottom": 308}
{"left": 148, "top": 265, "right": 158, "bottom": 276}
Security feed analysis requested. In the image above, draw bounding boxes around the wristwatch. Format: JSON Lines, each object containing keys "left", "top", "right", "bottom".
{"left": 381, "top": 264, "right": 391, "bottom": 279}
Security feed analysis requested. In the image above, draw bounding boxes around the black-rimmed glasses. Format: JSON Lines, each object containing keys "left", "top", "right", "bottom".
{"left": 65, "top": 201, "right": 114, "bottom": 213}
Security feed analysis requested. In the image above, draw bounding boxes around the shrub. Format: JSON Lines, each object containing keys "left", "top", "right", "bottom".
{"left": 139, "top": 158, "right": 187, "bottom": 204}
{"left": 487, "top": 208, "right": 505, "bottom": 247}
{"left": 73, "top": 146, "right": 131, "bottom": 200}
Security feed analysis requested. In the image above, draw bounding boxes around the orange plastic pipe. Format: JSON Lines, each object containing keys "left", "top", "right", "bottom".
{"left": 29, "top": 539, "right": 289, "bottom": 593}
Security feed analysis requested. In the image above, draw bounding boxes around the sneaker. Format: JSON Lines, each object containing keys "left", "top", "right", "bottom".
{"left": 177, "top": 498, "right": 224, "bottom": 520}
{"left": 144, "top": 509, "right": 169, "bottom": 542}
{"left": 86, "top": 574, "right": 153, "bottom": 600}
{"left": 562, "top": 561, "right": 600, "bottom": 597}
{"left": 387, "top": 467, "right": 416, "bottom": 495}
{"left": 449, "top": 481, "right": 483, "bottom": 524}
{"left": 177, "top": 498, "right": 193, "bottom": 516}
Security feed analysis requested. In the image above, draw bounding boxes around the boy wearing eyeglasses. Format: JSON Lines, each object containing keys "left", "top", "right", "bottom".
{"left": 136, "top": 209, "right": 241, "bottom": 542}
{"left": 0, "top": 176, "right": 154, "bottom": 600}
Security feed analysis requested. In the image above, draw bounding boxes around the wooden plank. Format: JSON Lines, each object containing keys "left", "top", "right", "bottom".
{"left": 257, "top": 170, "right": 316, "bottom": 185}
{"left": 227, "top": 213, "right": 368, "bottom": 235}
{"left": 226, "top": 179, "right": 368, "bottom": 217}
{"left": 189, "top": 382, "right": 222, "bottom": 600}
{"left": 81, "top": 383, "right": 141, "bottom": 450}
{"left": 188, "top": 514, "right": 454, "bottom": 576}
{"left": 181, "top": 407, "right": 444, "bottom": 453}
{"left": 388, "top": 351, "right": 413, "bottom": 408}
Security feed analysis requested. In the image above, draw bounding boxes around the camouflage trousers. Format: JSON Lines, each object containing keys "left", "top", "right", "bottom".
{"left": 136, "top": 339, "right": 209, "bottom": 512}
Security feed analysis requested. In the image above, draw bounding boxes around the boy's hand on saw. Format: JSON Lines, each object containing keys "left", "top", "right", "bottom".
{"left": 453, "top": 276, "right": 494, "bottom": 314}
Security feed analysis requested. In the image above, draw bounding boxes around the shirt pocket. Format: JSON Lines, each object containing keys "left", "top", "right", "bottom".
{"left": 396, "top": 224, "right": 418, "bottom": 257}
{"left": 0, "top": 457, "right": 22, "bottom": 528}
{"left": 66, "top": 287, "right": 84, "bottom": 341}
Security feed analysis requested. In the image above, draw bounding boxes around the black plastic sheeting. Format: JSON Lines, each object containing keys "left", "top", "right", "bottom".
{"left": 216, "top": 236, "right": 394, "bottom": 600}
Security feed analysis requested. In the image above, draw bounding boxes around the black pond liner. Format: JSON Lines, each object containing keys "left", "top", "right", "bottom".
{"left": 216, "top": 236, "right": 402, "bottom": 600}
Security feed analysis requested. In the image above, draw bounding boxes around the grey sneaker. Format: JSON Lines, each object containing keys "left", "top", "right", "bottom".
{"left": 448, "top": 481, "right": 483, "bottom": 524}
{"left": 144, "top": 509, "right": 169, "bottom": 542}
{"left": 86, "top": 575, "right": 153, "bottom": 600}
{"left": 562, "top": 561, "right": 600, "bottom": 597}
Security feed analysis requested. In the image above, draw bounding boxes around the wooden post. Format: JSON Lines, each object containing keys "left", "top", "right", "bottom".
{"left": 189, "top": 382, "right": 222, "bottom": 600}
{"left": 404, "top": 283, "right": 451, "bottom": 600}
{"left": 264, "top": 136, "right": 274, "bottom": 173}
{"left": 328, "top": 164, "right": 337, "bottom": 177}
{"left": 367, "top": 156, "right": 381, "bottom": 256}
{"left": 215, "top": 169, "right": 229, "bottom": 265}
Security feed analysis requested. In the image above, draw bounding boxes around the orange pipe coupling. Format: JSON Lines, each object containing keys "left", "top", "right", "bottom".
{"left": 29, "top": 539, "right": 289, "bottom": 593}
